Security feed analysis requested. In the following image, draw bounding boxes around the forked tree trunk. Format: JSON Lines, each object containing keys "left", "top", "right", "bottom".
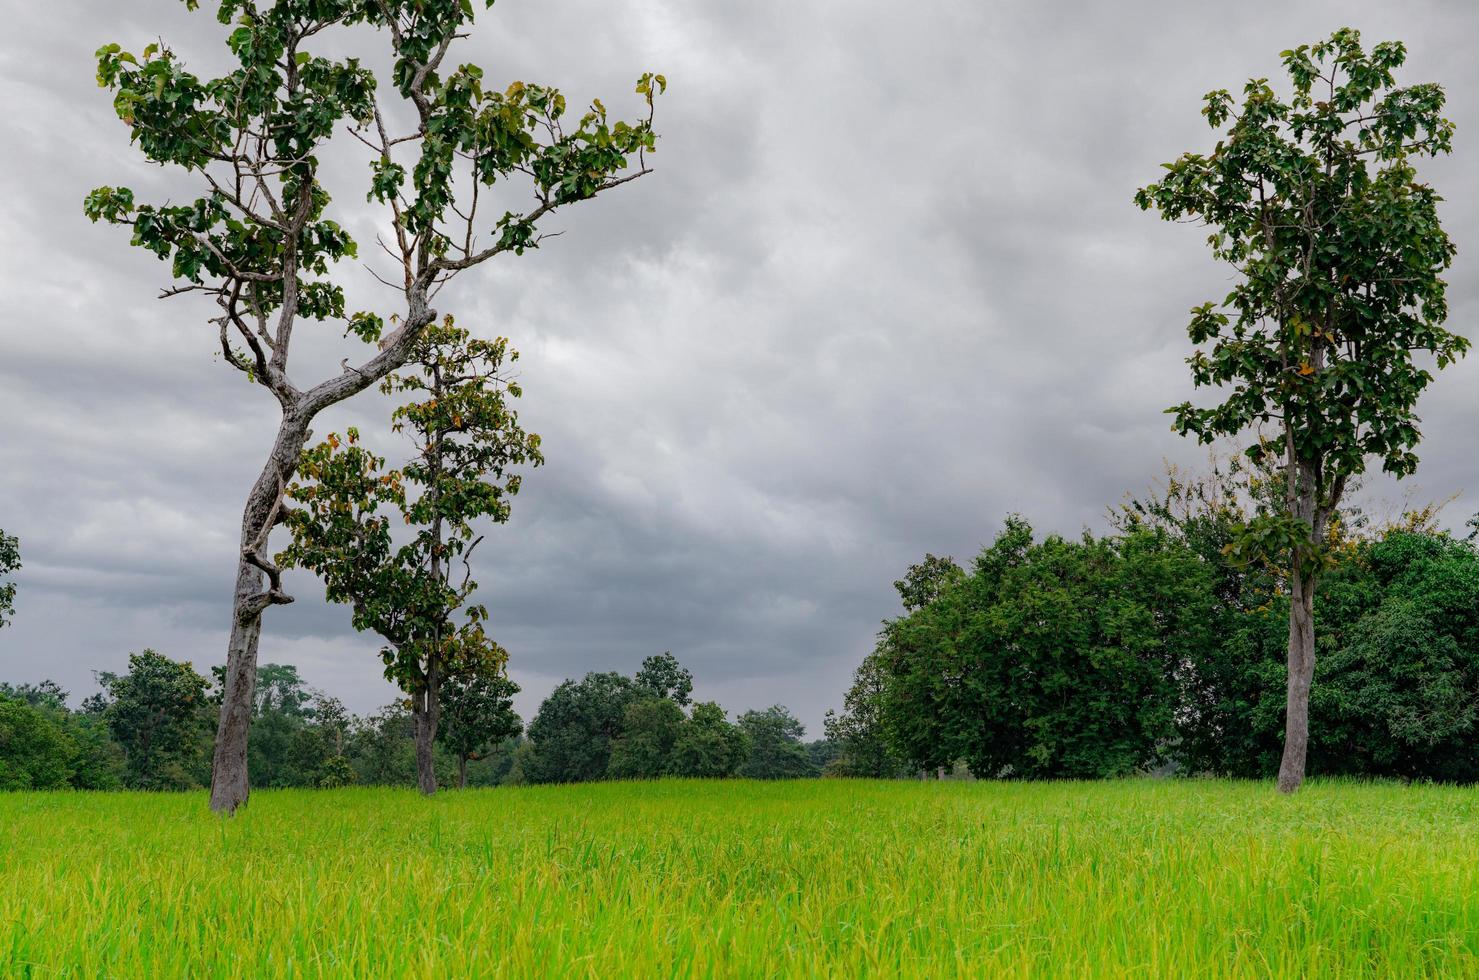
{"left": 457, "top": 755, "right": 469, "bottom": 790}
{"left": 1277, "top": 568, "right": 1317, "bottom": 794}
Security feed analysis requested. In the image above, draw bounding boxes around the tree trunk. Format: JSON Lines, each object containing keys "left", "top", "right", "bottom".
{"left": 413, "top": 665, "right": 441, "bottom": 796}
{"left": 1277, "top": 568, "right": 1317, "bottom": 793}
{"left": 209, "top": 413, "right": 310, "bottom": 814}
{"left": 458, "top": 755, "right": 468, "bottom": 790}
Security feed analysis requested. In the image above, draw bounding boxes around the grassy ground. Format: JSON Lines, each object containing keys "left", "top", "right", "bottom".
{"left": 1, "top": 779, "right": 1477, "bottom": 977}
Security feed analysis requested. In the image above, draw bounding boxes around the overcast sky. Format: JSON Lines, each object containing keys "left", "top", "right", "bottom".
{"left": 2, "top": 0, "right": 1477, "bottom": 733}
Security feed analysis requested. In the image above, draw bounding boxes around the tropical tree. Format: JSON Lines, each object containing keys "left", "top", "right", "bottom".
{"left": 86, "top": 0, "right": 663, "bottom": 813}
{"left": 1135, "top": 29, "right": 1465, "bottom": 791}
{"left": 877, "top": 519, "right": 1216, "bottom": 779}
{"left": 438, "top": 664, "right": 521, "bottom": 789}
{"left": 282, "top": 320, "right": 541, "bottom": 795}
{"left": 0, "top": 530, "right": 18, "bottom": 630}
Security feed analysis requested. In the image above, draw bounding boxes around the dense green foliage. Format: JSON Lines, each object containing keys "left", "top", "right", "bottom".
{"left": 847, "top": 466, "right": 1479, "bottom": 783}
{"left": 90, "top": 651, "right": 214, "bottom": 790}
{"left": 520, "top": 657, "right": 803, "bottom": 783}
{"left": 737, "top": 706, "right": 817, "bottom": 779}
{"left": 874, "top": 520, "right": 1214, "bottom": 778}
{"left": 0, "top": 696, "right": 77, "bottom": 790}
{"left": 1181, "top": 529, "right": 1479, "bottom": 781}
{"left": 4, "top": 781, "right": 1479, "bottom": 975}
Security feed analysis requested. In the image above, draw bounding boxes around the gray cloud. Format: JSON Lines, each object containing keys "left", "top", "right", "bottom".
{"left": 3, "top": 0, "right": 1478, "bottom": 733}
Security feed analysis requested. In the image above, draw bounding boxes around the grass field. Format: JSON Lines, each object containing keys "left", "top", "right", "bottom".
{"left": 2, "top": 779, "right": 1477, "bottom": 977}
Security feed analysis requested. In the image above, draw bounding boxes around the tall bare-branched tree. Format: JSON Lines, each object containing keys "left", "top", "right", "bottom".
{"left": 85, "top": 0, "right": 662, "bottom": 812}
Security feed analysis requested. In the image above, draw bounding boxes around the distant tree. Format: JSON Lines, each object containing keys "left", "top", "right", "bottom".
{"left": 523, "top": 672, "right": 642, "bottom": 784}
{"left": 824, "top": 650, "right": 912, "bottom": 778}
{"left": 634, "top": 652, "right": 694, "bottom": 706}
{"left": 1136, "top": 29, "right": 1465, "bottom": 792}
{"left": 438, "top": 666, "right": 522, "bottom": 789}
{"left": 0, "top": 529, "right": 18, "bottom": 630}
{"left": 94, "top": 651, "right": 212, "bottom": 790}
{"left": 804, "top": 738, "right": 841, "bottom": 773}
{"left": 283, "top": 321, "right": 542, "bottom": 795}
{"left": 86, "top": 0, "right": 663, "bottom": 814}
{"left": 608, "top": 697, "right": 685, "bottom": 779}
{"left": 738, "top": 706, "right": 816, "bottom": 779}
{"left": 0, "top": 694, "right": 76, "bottom": 790}
{"left": 668, "top": 702, "right": 749, "bottom": 778}
{"left": 893, "top": 553, "right": 964, "bottom": 612}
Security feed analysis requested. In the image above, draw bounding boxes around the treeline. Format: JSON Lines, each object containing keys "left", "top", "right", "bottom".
{"left": 0, "top": 651, "right": 834, "bottom": 791}
{"left": 826, "top": 467, "right": 1479, "bottom": 783}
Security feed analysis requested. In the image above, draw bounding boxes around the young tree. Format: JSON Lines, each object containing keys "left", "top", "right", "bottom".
{"left": 0, "top": 530, "right": 18, "bottom": 630}
{"left": 86, "top": 1, "right": 662, "bottom": 813}
{"left": 282, "top": 320, "right": 541, "bottom": 795}
{"left": 1135, "top": 29, "right": 1465, "bottom": 792}
{"left": 437, "top": 664, "right": 521, "bottom": 789}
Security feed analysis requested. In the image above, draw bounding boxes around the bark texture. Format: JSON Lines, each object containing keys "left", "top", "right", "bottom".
{"left": 1277, "top": 570, "right": 1317, "bottom": 793}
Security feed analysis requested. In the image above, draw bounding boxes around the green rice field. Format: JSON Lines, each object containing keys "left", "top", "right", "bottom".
{"left": 2, "top": 779, "right": 1477, "bottom": 977}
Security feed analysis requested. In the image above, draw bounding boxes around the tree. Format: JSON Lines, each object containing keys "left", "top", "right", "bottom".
{"left": 86, "top": 2, "right": 663, "bottom": 813}
{"left": 607, "top": 697, "right": 685, "bottom": 779}
{"left": 634, "top": 652, "right": 693, "bottom": 706}
{"left": 94, "top": 650, "right": 212, "bottom": 790}
{"left": 668, "top": 702, "right": 748, "bottom": 778}
{"left": 282, "top": 321, "right": 542, "bottom": 795}
{"left": 0, "top": 695, "right": 77, "bottom": 790}
{"left": 1135, "top": 29, "right": 1465, "bottom": 792}
{"left": 737, "top": 705, "right": 816, "bottom": 780}
{"left": 523, "top": 672, "right": 641, "bottom": 784}
{"left": 438, "top": 665, "right": 521, "bottom": 789}
{"left": 1, "top": 681, "right": 126, "bottom": 789}
{"left": 877, "top": 519, "right": 1215, "bottom": 779}
{"left": 0, "top": 530, "right": 18, "bottom": 630}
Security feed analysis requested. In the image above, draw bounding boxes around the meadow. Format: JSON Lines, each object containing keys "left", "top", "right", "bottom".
{"left": 2, "top": 779, "right": 1477, "bottom": 978}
